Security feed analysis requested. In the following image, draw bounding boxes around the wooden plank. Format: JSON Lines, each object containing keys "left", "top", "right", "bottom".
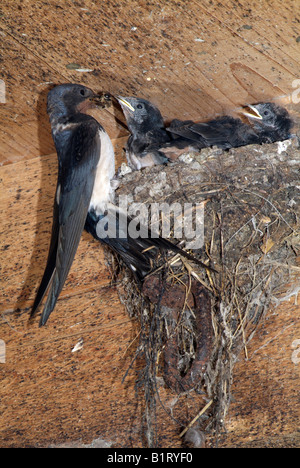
{"left": 0, "top": 286, "right": 209, "bottom": 448}
{"left": 0, "top": 0, "right": 299, "bottom": 448}
{"left": 217, "top": 289, "right": 300, "bottom": 448}
{"left": 0, "top": 33, "right": 128, "bottom": 164}
{"left": 1, "top": 0, "right": 299, "bottom": 164}
{"left": 0, "top": 154, "right": 113, "bottom": 312}
{"left": 0, "top": 287, "right": 138, "bottom": 447}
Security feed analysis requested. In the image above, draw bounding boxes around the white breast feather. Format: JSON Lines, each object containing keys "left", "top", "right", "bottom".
{"left": 89, "top": 129, "right": 115, "bottom": 215}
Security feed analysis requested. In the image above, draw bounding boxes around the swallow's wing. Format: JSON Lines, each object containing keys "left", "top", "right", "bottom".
{"left": 30, "top": 192, "right": 59, "bottom": 317}
{"left": 168, "top": 116, "right": 250, "bottom": 149}
{"left": 85, "top": 205, "right": 216, "bottom": 284}
{"left": 190, "top": 117, "right": 244, "bottom": 148}
{"left": 167, "top": 119, "right": 203, "bottom": 143}
{"left": 32, "top": 119, "right": 101, "bottom": 326}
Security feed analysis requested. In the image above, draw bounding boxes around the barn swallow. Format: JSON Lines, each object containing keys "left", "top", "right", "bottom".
{"left": 31, "top": 83, "right": 115, "bottom": 326}
{"left": 31, "top": 85, "right": 215, "bottom": 326}
{"left": 240, "top": 102, "right": 293, "bottom": 143}
{"left": 167, "top": 102, "right": 293, "bottom": 149}
{"left": 117, "top": 96, "right": 200, "bottom": 170}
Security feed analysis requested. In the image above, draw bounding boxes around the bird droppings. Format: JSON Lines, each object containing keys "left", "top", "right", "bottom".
{"left": 71, "top": 338, "right": 84, "bottom": 353}
{"left": 178, "top": 153, "right": 195, "bottom": 164}
{"left": 75, "top": 68, "right": 94, "bottom": 73}
{"left": 119, "top": 162, "right": 132, "bottom": 176}
{"left": 277, "top": 139, "right": 292, "bottom": 154}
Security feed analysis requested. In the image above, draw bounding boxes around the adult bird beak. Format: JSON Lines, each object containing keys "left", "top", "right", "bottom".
{"left": 117, "top": 96, "right": 135, "bottom": 112}
{"left": 240, "top": 104, "right": 263, "bottom": 120}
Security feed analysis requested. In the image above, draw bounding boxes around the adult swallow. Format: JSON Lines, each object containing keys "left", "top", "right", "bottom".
{"left": 32, "top": 86, "right": 214, "bottom": 325}
{"left": 117, "top": 96, "right": 199, "bottom": 170}
{"left": 31, "top": 83, "right": 115, "bottom": 326}
{"left": 167, "top": 102, "right": 293, "bottom": 149}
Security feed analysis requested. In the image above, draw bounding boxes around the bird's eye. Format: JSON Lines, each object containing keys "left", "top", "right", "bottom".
{"left": 80, "top": 89, "right": 86, "bottom": 96}
{"left": 136, "top": 103, "right": 143, "bottom": 109}
{"left": 264, "top": 110, "right": 270, "bottom": 116}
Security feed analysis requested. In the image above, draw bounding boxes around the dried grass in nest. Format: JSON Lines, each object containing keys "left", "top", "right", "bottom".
{"left": 106, "top": 137, "right": 300, "bottom": 447}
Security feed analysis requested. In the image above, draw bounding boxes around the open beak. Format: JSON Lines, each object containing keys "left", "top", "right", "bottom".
{"left": 90, "top": 92, "right": 112, "bottom": 109}
{"left": 117, "top": 96, "right": 135, "bottom": 112}
{"left": 240, "top": 104, "right": 263, "bottom": 120}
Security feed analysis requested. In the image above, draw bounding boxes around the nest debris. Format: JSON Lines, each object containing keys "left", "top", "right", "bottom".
{"left": 106, "top": 136, "right": 300, "bottom": 447}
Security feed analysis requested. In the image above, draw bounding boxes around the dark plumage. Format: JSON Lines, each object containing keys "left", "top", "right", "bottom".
{"left": 31, "top": 86, "right": 214, "bottom": 326}
{"left": 241, "top": 102, "right": 293, "bottom": 143}
{"left": 117, "top": 96, "right": 199, "bottom": 170}
{"left": 31, "top": 83, "right": 115, "bottom": 326}
{"left": 85, "top": 206, "right": 215, "bottom": 284}
{"left": 117, "top": 97, "right": 293, "bottom": 170}
{"left": 168, "top": 102, "right": 293, "bottom": 149}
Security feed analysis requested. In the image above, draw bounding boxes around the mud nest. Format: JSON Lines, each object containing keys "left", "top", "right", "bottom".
{"left": 106, "top": 136, "right": 300, "bottom": 447}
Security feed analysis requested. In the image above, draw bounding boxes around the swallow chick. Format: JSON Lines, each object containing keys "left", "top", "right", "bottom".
{"left": 167, "top": 102, "right": 293, "bottom": 149}
{"left": 117, "top": 96, "right": 200, "bottom": 170}
{"left": 241, "top": 102, "right": 293, "bottom": 143}
{"left": 31, "top": 83, "right": 115, "bottom": 326}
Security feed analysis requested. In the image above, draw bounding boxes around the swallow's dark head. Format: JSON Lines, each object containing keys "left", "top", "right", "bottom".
{"left": 241, "top": 102, "right": 293, "bottom": 138}
{"left": 117, "top": 96, "right": 165, "bottom": 134}
{"left": 47, "top": 83, "right": 101, "bottom": 119}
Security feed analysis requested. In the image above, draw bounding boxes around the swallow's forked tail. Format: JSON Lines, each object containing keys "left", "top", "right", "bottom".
{"left": 85, "top": 204, "right": 215, "bottom": 282}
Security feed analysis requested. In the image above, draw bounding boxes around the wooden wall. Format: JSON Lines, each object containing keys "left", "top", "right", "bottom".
{"left": 0, "top": 0, "right": 299, "bottom": 447}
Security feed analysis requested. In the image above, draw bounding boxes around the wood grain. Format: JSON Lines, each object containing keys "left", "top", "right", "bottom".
{"left": 0, "top": 0, "right": 299, "bottom": 448}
